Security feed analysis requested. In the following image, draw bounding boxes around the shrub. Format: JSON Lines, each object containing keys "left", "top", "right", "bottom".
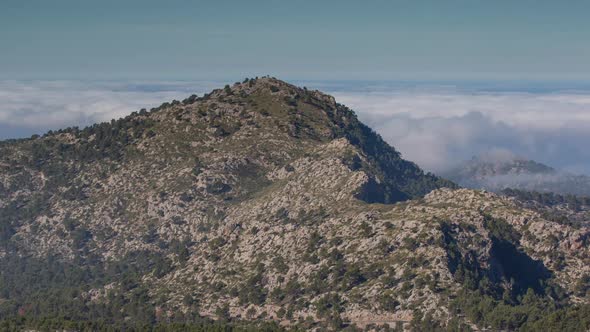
{"left": 224, "top": 85, "right": 232, "bottom": 95}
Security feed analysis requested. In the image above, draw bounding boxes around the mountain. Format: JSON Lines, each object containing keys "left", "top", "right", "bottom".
{"left": 1, "top": 77, "right": 590, "bottom": 331}
{"left": 443, "top": 151, "right": 590, "bottom": 196}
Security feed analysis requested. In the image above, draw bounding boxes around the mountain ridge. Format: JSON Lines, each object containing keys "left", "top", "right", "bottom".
{"left": 1, "top": 77, "right": 589, "bottom": 331}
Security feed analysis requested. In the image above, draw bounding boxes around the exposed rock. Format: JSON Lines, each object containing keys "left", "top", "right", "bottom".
{"left": 0, "top": 77, "right": 588, "bottom": 330}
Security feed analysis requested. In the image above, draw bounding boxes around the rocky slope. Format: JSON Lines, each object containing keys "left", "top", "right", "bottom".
{"left": 501, "top": 188, "right": 590, "bottom": 227}
{"left": 1, "top": 78, "right": 589, "bottom": 331}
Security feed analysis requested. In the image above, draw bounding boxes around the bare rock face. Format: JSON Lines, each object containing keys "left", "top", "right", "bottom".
{"left": 1, "top": 77, "right": 589, "bottom": 331}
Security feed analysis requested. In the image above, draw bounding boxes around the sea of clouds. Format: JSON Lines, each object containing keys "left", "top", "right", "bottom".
{"left": 321, "top": 82, "right": 590, "bottom": 175}
{"left": 1, "top": 80, "right": 589, "bottom": 175}
{"left": 0, "top": 80, "right": 218, "bottom": 139}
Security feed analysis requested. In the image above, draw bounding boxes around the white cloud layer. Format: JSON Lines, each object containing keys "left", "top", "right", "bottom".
{"left": 0, "top": 80, "right": 218, "bottom": 138}
{"left": 1, "top": 80, "right": 589, "bottom": 175}
{"left": 325, "top": 85, "right": 590, "bottom": 174}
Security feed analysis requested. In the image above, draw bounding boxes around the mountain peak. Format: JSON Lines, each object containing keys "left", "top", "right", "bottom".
{"left": 444, "top": 150, "right": 590, "bottom": 196}
{"left": 4, "top": 78, "right": 455, "bottom": 204}
{"left": 198, "top": 77, "right": 335, "bottom": 107}
{"left": 463, "top": 150, "right": 555, "bottom": 176}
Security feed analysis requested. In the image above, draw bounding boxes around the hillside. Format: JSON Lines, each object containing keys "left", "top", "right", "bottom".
{"left": 1, "top": 78, "right": 589, "bottom": 331}
{"left": 444, "top": 152, "right": 590, "bottom": 196}
{"left": 501, "top": 188, "right": 590, "bottom": 227}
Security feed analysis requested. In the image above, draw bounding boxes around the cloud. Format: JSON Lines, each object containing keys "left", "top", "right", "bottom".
{"left": 0, "top": 80, "right": 219, "bottom": 139}
{"left": 324, "top": 85, "right": 590, "bottom": 175}
{"left": 475, "top": 148, "right": 520, "bottom": 164}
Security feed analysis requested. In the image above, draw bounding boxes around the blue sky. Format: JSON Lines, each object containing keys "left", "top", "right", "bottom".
{"left": 2, "top": 0, "right": 590, "bottom": 80}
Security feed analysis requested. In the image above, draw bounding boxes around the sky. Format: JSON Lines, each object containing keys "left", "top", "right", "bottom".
{"left": 2, "top": 0, "right": 590, "bottom": 80}
{"left": 1, "top": 1, "right": 590, "bottom": 175}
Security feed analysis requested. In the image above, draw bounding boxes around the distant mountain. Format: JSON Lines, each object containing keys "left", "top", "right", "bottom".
{"left": 1, "top": 78, "right": 589, "bottom": 331}
{"left": 443, "top": 151, "right": 590, "bottom": 196}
